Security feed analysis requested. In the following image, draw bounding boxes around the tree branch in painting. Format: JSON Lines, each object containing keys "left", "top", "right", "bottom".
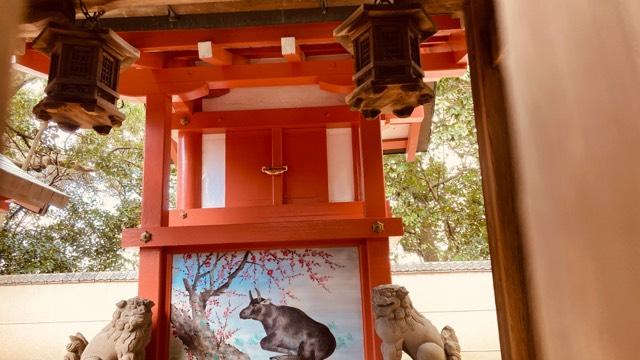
{"left": 171, "top": 249, "right": 342, "bottom": 359}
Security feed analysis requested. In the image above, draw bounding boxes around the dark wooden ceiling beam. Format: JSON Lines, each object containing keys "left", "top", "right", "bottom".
{"left": 79, "top": 0, "right": 463, "bottom": 17}
{"left": 20, "top": 1, "right": 464, "bottom": 38}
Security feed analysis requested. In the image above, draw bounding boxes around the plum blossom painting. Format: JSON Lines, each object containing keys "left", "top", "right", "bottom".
{"left": 169, "top": 247, "right": 364, "bottom": 360}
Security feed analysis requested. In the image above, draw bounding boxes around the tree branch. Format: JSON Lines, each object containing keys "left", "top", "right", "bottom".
{"left": 106, "top": 146, "right": 142, "bottom": 156}
{"left": 431, "top": 168, "right": 470, "bottom": 188}
{"left": 198, "top": 251, "right": 250, "bottom": 309}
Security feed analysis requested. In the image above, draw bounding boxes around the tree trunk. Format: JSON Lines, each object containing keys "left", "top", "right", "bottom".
{"left": 171, "top": 305, "right": 249, "bottom": 360}
{"left": 171, "top": 253, "right": 252, "bottom": 359}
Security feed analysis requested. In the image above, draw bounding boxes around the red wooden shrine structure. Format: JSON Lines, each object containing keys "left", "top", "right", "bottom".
{"left": 17, "top": 15, "right": 467, "bottom": 360}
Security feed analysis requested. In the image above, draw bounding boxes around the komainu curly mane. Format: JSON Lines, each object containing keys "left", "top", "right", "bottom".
{"left": 373, "top": 285, "right": 461, "bottom": 360}
{"left": 67, "top": 296, "right": 154, "bottom": 360}
{"left": 106, "top": 298, "right": 153, "bottom": 356}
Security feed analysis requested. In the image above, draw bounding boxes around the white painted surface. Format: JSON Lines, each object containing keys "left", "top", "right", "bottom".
{"left": 326, "top": 128, "right": 355, "bottom": 202}
{"left": 280, "top": 37, "right": 297, "bottom": 56}
{"left": 0, "top": 268, "right": 500, "bottom": 360}
{"left": 201, "top": 133, "right": 226, "bottom": 208}
{"left": 201, "top": 85, "right": 345, "bottom": 111}
{"left": 381, "top": 123, "right": 410, "bottom": 140}
{"left": 197, "top": 41, "right": 213, "bottom": 59}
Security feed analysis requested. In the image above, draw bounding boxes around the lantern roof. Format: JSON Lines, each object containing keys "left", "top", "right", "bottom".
{"left": 333, "top": 2, "right": 437, "bottom": 54}
{"left": 32, "top": 22, "right": 140, "bottom": 67}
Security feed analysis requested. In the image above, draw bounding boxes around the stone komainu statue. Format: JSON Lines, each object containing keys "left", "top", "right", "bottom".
{"left": 64, "top": 333, "right": 88, "bottom": 360}
{"left": 63, "top": 297, "right": 154, "bottom": 360}
{"left": 372, "top": 285, "right": 462, "bottom": 360}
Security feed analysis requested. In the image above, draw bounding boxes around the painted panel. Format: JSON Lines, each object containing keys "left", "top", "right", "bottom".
{"left": 226, "top": 130, "right": 273, "bottom": 207}
{"left": 169, "top": 247, "right": 365, "bottom": 360}
{"left": 201, "top": 133, "right": 226, "bottom": 208}
{"left": 283, "top": 128, "right": 328, "bottom": 204}
{"left": 327, "top": 128, "right": 355, "bottom": 202}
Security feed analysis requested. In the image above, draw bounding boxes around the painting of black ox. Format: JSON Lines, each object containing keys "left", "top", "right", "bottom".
{"left": 169, "top": 247, "right": 364, "bottom": 360}
{"left": 240, "top": 288, "right": 337, "bottom": 360}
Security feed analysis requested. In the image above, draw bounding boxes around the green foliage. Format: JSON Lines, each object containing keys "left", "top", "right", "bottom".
{"left": 0, "top": 73, "right": 144, "bottom": 274}
{"left": 384, "top": 73, "right": 488, "bottom": 261}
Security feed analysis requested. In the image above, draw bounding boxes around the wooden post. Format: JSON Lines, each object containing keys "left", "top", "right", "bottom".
{"left": 360, "top": 117, "right": 387, "bottom": 217}
{"left": 177, "top": 130, "right": 202, "bottom": 209}
{"left": 496, "top": 0, "right": 640, "bottom": 358}
{"left": 139, "top": 93, "right": 172, "bottom": 360}
{"left": 463, "top": 1, "right": 537, "bottom": 359}
{"left": 359, "top": 116, "right": 391, "bottom": 360}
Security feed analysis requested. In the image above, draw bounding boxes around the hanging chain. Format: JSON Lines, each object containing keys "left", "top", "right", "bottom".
{"left": 77, "top": 0, "right": 105, "bottom": 28}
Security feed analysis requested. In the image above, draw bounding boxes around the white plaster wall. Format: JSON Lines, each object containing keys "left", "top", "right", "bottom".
{"left": 393, "top": 272, "right": 500, "bottom": 360}
{"left": 0, "top": 271, "right": 499, "bottom": 360}
{"left": 0, "top": 281, "right": 138, "bottom": 360}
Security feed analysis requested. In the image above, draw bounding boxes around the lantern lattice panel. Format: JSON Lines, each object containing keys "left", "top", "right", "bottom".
{"left": 31, "top": 22, "right": 138, "bottom": 134}
{"left": 334, "top": 3, "right": 437, "bottom": 119}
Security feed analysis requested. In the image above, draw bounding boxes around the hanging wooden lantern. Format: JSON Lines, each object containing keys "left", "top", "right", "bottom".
{"left": 333, "top": 2, "right": 436, "bottom": 119}
{"left": 31, "top": 22, "right": 139, "bottom": 134}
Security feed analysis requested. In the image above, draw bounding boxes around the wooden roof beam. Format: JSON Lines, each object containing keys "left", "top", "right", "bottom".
{"left": 114, "top": 16, "right": 459, "bottom": 52}
{"left": 117, "top": 57, "right": 355, "bottom": 97}
{"left": 171, "top": 106, "right": 358, "bottom": 130}
{"left": 78, "top": 1, "right": 463, "bottom": 19}
{"left": 197, "top": 41, "right": 247, "bottom": 66}
{"left": 114, "top": 51, "right": 463, "bottom": 98}
{"left": 132, "top": 52, "right": 166, "bottom": 69}
{"left": 383, "top": 139, "right": 408, "bottom": 151}
{"left": 118, "top": 22, "right": 338, "bottom": 52}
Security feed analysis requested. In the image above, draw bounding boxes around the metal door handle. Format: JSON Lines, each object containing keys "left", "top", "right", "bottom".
{"left": 261, "top": 166, "right": 288, "bottom": 176}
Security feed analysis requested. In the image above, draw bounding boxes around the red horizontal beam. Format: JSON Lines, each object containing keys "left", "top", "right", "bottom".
{"left": 132, "top": 52, "right": 167, "bottom": 69}
{"left": 118, "top": 23, "right": 339, "bottom": 52}
{"left": 381, "top": 105, "right": 425, "bottom": 124}
{"left": 122, "top": 217, "right": 403, "bottom": 248}
{"left": 14, "top": 48, "right": 49, "bottom": 76}
{"left": 118, "top": 58, "right": 355, "bottom": 97}
{"left": 117, "top": 16, "right": 460, "bottom": 52}
{"left": 383, "top": 139, "right": 408, "bottom": 150}
{"left": 119, "top": 50, "right": 464, "bottom": 98}
{"left": 170, "top": 202, "right": 365, "bottom": 226}
{"left": 420, "top": 51, "right": 467, "bottom": 71}
{"left": 174, "top": 106, "right": 359, "bottom": 130}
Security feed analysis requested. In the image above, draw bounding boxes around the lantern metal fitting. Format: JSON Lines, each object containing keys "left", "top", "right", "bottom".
{"left": 31, "top": 22, "right": 139, "bottom": 134}
{"left": 333, "top": 2, "right": 436, "bottom": 119}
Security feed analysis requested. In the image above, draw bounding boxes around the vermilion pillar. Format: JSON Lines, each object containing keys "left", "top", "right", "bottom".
{"left": 359, "top": 116, "right": 392, "bottom": 360}
{"left": 177, "top": 130, "right": 202, "bottom": 209}
{"left": 139, "top": 93, "right": 172, "bottom": 360}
